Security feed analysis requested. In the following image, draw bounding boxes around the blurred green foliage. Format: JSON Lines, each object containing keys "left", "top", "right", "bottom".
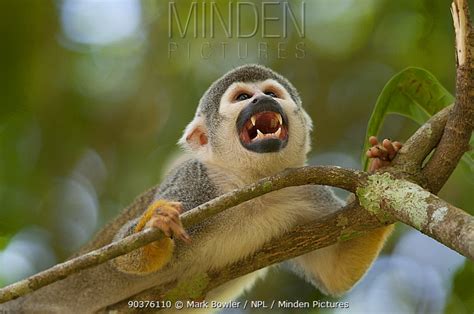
{"left": 446, "top": 262, "right": 474, "bottom": 313}
{"left": 0, "top": 236, "right": 9, "bottom": 251}
{"left": 0, "top": 0, "right": 473, "bottom": 312}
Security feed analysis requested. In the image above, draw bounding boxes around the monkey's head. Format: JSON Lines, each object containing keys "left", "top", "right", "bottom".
{"left": 179, "top": 64, "right": 313, "bottom": 176}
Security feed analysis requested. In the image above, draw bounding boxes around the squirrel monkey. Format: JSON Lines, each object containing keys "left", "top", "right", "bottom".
{"left": 112, "top": 64, "right": 400, "bottom": 298}
{"left": 0, "top": 65, "right": 401, "bottom": 313}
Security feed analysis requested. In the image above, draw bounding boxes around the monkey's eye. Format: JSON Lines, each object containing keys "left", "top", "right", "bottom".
{"left": 236, "top": 93, "right": 251, "bottom": 101}
{"left": 264, "top": 91, "right": 277, "bottom": 98}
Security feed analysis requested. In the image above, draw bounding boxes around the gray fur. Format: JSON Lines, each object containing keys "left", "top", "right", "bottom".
{"left": 112, "top": 159, "right": 220, "bottom": 241}
{"left": 155, "top": 159, "right": 220, "bottom": 212}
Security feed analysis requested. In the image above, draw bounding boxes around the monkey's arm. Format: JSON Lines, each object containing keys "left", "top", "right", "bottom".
{"left": 290, "top": 192, "right": 393, "bottom": 295}
{"left": 289, "top": 137, "right": 400, "bottom": 295}
{"left": 111, "top": 158, "right": 219, "bottom": 274}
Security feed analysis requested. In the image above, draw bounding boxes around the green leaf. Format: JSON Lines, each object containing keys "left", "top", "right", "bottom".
{"left": 362, "top": 67, "right": 456, "bottom": 171}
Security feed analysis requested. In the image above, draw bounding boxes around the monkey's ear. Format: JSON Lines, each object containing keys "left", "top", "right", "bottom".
{"left": 178, "top": 115, "right": 209, "bottom": 151}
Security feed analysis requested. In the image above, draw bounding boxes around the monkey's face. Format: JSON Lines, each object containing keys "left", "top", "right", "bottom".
{"left": 180, "top": 67, "right": 312, "bottom": 177}
{"left": 225, "top": 80, "right": 290, "bottom": 153}
{"left": 210, "top": 79, "right": 312, "bottom": 174}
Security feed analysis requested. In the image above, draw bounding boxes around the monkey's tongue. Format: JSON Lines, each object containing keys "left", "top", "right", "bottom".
{"left": 240, "top": 111, "right": 286, "bottom": 143}
{"left": 252, "top": 112, "right": 282, "bottom": 133}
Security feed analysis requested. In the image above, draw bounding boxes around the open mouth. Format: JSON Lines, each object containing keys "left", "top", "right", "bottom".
{"left": 236, "top": 99, "right": 289, "bottom": 153}
{"left": 240, "top": 111, "right": 288, "bottom": 143}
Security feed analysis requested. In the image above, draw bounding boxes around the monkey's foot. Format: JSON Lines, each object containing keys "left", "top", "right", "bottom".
{"left": 366, "top": 136, "right": 402, "bottom": 172}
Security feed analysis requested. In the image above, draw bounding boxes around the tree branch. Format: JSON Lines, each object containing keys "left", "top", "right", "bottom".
{"left": 108, "top": 178, "right": 474, "bottom": 311}
{"left": 356, "top": 172, "right": 474, "bottom": 259}
{"left": 0, "top": 166, "right": 365, "bottom": 303}
{"left": 2, "top": 159, "right": 473, "bottom": 305}
{"left": 108, "top": 201, "right": 387, "bottom": 310}
{"left": 422, "top": 0, "right": 474, "bottom": 193}
{"left": 392, "top": 105, "right": 451, "bottom": 172}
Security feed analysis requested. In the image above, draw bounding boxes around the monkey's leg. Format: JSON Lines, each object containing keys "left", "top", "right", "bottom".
{"left": 112, "top": 200, "right": 189, "bottom": 274}
{"left": 292, "top": 225, "right": 394, "bottom": 296}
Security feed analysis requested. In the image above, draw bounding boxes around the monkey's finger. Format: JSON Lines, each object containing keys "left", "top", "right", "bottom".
{"left": 168, "top": 202, "right": 184, "bottom": 214}
{"left": 373, "top": 146, "right": 388, "bottom": 159}
{"left": 175, "top": 229, "right": 191, "bottom": 244}
{"left": 369, "top": 158, "right": 381, "bottom": 172}
{"left": 368, "top": 160, "right": 375, "bottom": 172}
{"left": 159, "top": 212, "right": 180, "bottom": 226}
{"left": 369, "top": 136, "right": 379, "bottom": 146}
{"left": 371, "top": 158, "right": 392, "bottom": 171}
{"left": 148, "top": 217, "right": 173, "bottom": 237}
{"left": 158, "top": 218, "right": 173, "bottom": 238}
{"left": 393, "top": 141, "right": 402, "bottom": 151}
{"left": 157, "top": 207, "right": 180, "bottom": 224}
{"left": 369, "top": 147, "right": 381, "bottom": 158}
{"left": 376, "top": 145, "right": 389, "bottom": 161}
{"left": 383, "top": 139, "right": 396, "bottom": 160}
{"left": 167, "top": 220, "right": 191, "bottom": 244}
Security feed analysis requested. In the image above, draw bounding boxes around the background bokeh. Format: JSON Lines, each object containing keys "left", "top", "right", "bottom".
{"left": 0, "top": 0, "right": 473, "bottom": 313}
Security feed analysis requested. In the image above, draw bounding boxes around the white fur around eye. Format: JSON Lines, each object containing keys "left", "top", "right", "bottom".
{"left": 258, "top": 79, "right": 293, "bottom": 103}
{"left": 218, "top": 83, "right": 256, "bottom": 118}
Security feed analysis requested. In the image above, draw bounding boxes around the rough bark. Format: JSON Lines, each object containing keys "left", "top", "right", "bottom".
{"left": 423, "top": 0, "right": 474, "bottom": 193}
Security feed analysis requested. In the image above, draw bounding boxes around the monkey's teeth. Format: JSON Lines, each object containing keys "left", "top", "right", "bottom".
{"left": 257, "top": 129, "right": 264, "bottom": 139}
{"left": 251, "top": 116, "right": 256, "bottom": 126}
{"left": 275, "top": 127, "right": 282, "bottom": 137}
{"left": 277, "top": 113, "right": 283, "bottom": 125}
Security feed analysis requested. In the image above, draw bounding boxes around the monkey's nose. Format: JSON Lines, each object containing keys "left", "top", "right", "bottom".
{"left": 251, "top": 95, "right": 272, "bottom": 105}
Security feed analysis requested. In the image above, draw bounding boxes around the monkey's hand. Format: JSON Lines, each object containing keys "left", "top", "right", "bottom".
{"left": 366, "top": 136, "right": 402, "bottom": 172}
{"left": 112, "top": 200, "right": 190, "bottom": 274}
{"left": 135, "top": 200, "right": 190, "bottom": 242}
{"left": 297, "top": 140, "right": 401, "bottom": 295}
